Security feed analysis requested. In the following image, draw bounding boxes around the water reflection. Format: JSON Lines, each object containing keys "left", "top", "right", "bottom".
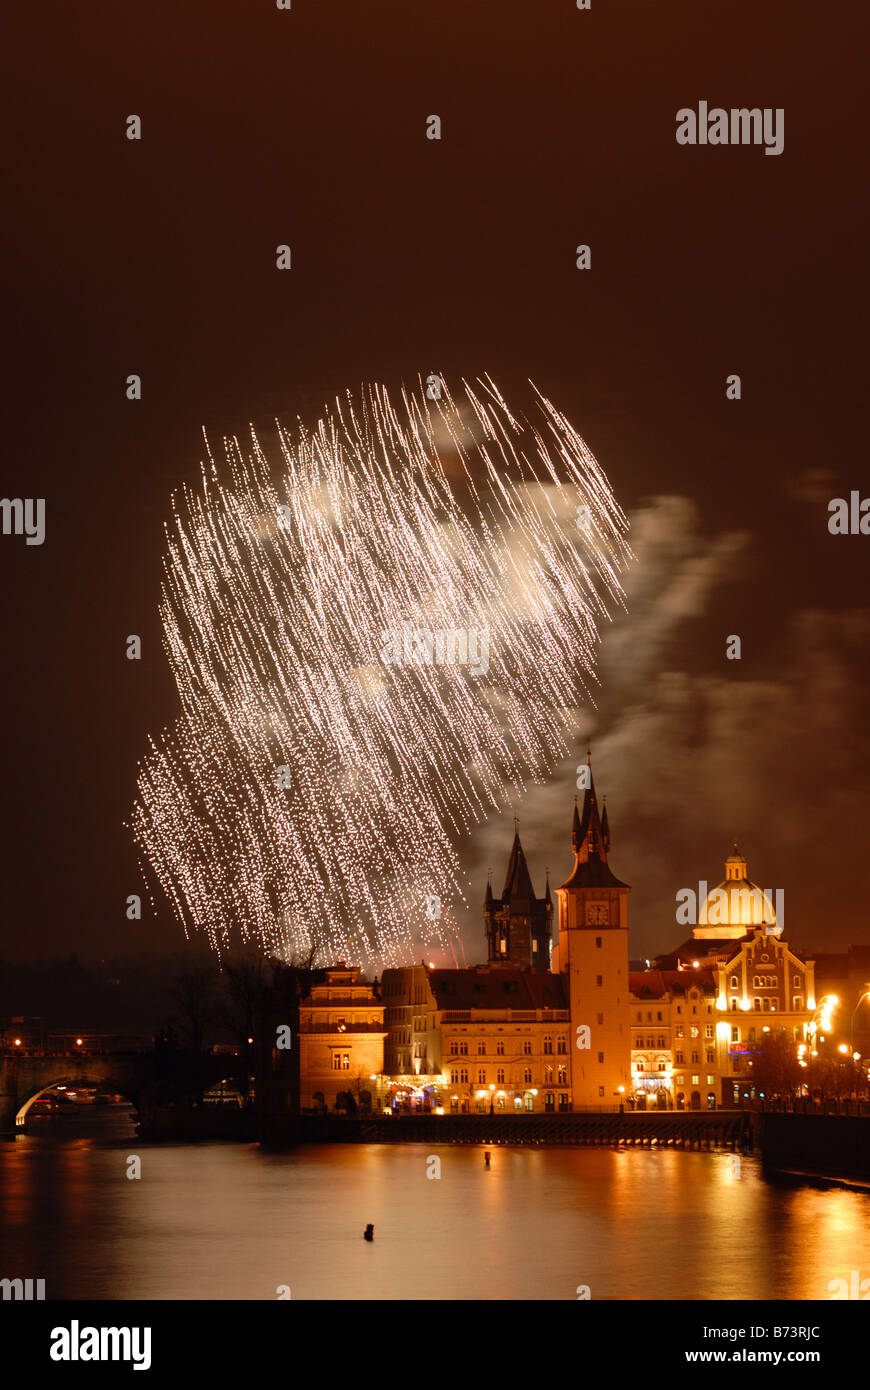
{"left": 1, "top": 1130, "right": 868, "bottom": 1300}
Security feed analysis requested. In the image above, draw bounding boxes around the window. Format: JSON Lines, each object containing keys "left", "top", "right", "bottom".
{"left": 731, "top": 1026, "right": 739, "bottom": 1042}
{"left": 449, "top": 1041, "right": 458, "bottom": 1056}
{"left": 595, "top": 936, "right": 602, "bottom": 948}
{"left": 647, "top": 1012, "right": 652, "bottom": 1022}
{"left": 558, "top": 1036, "right": 568, "bottom": 1053}
{"left": 598, "top": 1086, "right": 605, "bottom": 1098}
{"left": 792, "top": 996, "right": 803, "bottom": 1011}
{"left": 496, "top": 1041, "right": 504, "bottom": 1056}
{"left": 557, "top": 1065, "right": 567, "bottom": 1084}
{"left": 543, "top": 1035, "right": 553, "bottom": 1054}
{"left": 730, "top": 1000, "right": 738, "bottom": 1012}
{"left": 657, "top": 1035, "right": 665, "bottom": 1047}
{"left": 478, "top": 1041, "right": 486, "bottom": 1055}
{"left": 597, "top": 976, "right": 603, "bottom": 986}
{"left": 523, "top": 1040, "right": 532, "bottom": 1055}
{"left": 597, "top": 1051, "right": 604, "bottom": 1063}
{"left": 691, "top": 1075, "right": 700, "bottom": 1086}
{"left": 706, "top": 1050, "right": 714, "bottom": 1063}
{"left": 657, "top": 1060, "right": 667, "bottom": 1072}
{"left": 635, "top": 1060, "right": 645, "bottom": 1072}
{"left": 705, "top": 1025, "right": 713, "bottom": 1039}
{"left": 690, "top": 1027, "right": 699, "bottom": 1038}
{"left": 754, "top": 999, "right": 762, "bottom": 1011}
{"left": 691, "top": 1051, "right": 699, "bottom": 1064}
{"left": 676, "top": 1006, "right": 682, "bottom": 1015}
{"left": 676, "top": 1026, "right": 684, "bottom": 1038}
{"left": 675, "top": 1075, "right": 684, "bottom": 1086}
{"left": 497, "top": 1067, "right": 505, "bottom": 1084}
{"left": 332, "top": 1052, "right": 344, "bottom": 1071}
{"left": 523, "top": 1067, "right": 532, "bottom": 1083}
{"left": 657, "top": 1012, "right": 663, "bottom": 1022}
{"left": 646, "top": 1036, "right": 654, "bottom": 1047}
{"left": 459, "top": 1041, "right": 468, "bottom": 1055}
{"left": 730, "top": 976, "right": 738, "bottom": 988}
{"left": 675, "top": 1052, "right": 684, "bottom": 1063}
{"left": 459, "top": 1067, "right": 468, "bottom": 1083}
{"left": 544, "top": 1064, "right": 554, "bottom": 1081}
{"left": 707, "top": 1075, "right": 715, "bottom": 1085}
{"left": 477, "top": 1068, "right": 486, "bottom": 1084}
{"left": 793, "top": 974, "right": 800, "bottom": 987}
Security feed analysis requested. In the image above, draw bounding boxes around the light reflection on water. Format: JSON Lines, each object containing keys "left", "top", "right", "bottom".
{"left": 2, "top": 1119, "right": 869, "bottom": 1300}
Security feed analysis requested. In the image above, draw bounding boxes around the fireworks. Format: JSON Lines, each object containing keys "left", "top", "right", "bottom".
{"left": 131, "top": 376, "right": 631, "bottom": 970}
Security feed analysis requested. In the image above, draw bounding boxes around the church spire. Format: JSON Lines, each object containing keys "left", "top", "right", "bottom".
{"left": 561, "top": 754, "right": 629, "bottom": 891}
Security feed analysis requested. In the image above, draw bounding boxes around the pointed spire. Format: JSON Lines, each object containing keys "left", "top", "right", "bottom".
{"left": 561, "top": 754, "right": 629, "bottom": 891}
{"left": 571, "top": 797, "right": 583, "bottom": 850}
{"left": 502, "top": 827, "right": 535, "bottom": 900}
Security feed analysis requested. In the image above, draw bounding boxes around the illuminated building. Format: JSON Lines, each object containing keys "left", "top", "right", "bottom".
{"left": 297, "top": 963, "right": 386, "bottom": 1113}
{"left": 550, "top": 767, "right": 632, "bottom": 1108}
{"left": 633, "top": 846, "right": 818, "bottom": 1107}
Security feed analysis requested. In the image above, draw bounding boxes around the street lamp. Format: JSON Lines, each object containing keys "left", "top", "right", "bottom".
{"left": 850, "top": 988, "right": 870, "bottom": 1054}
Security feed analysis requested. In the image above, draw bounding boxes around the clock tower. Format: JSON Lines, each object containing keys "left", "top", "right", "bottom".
{"left": 553, "top": 758, "right": 631, "bottom": 1108}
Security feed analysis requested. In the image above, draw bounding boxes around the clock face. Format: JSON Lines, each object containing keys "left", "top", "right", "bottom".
{"left": 586, "top": 903, "right": 608, "bottom": 926}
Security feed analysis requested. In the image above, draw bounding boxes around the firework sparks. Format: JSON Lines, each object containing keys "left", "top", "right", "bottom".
{"left": 131, "top": 376, "right": 632, "bottom": 970}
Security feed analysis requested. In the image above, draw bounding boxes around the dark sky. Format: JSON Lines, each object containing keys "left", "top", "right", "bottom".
{"left": 2, "top": 0, "right": 868, "bottom": 966}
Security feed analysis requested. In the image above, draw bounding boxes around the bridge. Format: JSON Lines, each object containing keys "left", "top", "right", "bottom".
{"left": 0, "top": 1046, "right": 246, "bottom": 1139}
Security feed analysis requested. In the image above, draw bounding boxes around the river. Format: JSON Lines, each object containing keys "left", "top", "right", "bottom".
{"left": 1, "top": 1110, "right": 868, "bottom": 1300}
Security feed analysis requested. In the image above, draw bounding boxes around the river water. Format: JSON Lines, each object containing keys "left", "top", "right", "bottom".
{"left": 2, "top": 1110, "right": 869, "bottom": 1300}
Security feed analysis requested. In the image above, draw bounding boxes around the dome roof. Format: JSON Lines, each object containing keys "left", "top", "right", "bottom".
{"left": 694, "top": 844, "right": 780, "bottom": 938}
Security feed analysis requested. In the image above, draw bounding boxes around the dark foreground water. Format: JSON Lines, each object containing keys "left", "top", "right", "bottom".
{"left": 2, "top": 1110, "right": 869, "bottom": 1300}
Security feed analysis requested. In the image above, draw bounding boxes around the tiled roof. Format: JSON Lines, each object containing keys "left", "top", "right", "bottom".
{"left": 429, "top": 967, "right": 568, "bottom": 1010}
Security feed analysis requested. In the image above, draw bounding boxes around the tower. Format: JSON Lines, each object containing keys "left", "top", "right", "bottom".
{"left": 554, "top": 755, "right": 631, "bottom": 1107}
{"left": 484, "top": 820, "right": 552, "bottom": 971}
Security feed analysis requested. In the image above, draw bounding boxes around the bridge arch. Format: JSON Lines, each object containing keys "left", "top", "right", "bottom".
{"left": 15, "top": 1078, "right": 140, "bottom": 1128}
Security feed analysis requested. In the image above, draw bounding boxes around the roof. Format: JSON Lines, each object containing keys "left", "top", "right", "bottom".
{"left": 559, "top": 774, "right": 629, "bottom": 891}
{"left": 428, "top": 967, "right": 568, "bottom": 1011}
{"left": 629, "top": 969, "right": 717, "bottom": 999}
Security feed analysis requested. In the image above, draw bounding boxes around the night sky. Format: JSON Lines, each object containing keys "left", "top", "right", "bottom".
{"left": 3, "top": 0, "right": 867, "bottom": 965}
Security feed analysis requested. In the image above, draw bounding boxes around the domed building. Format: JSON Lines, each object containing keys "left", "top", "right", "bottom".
{"left": 695, "top": 843, "right": 780, "bottom": 938}
{"left": 631, "top": 843, "right": 816, "bottom": 1108}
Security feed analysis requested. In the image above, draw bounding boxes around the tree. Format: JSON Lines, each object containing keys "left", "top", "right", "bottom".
{"left": 168, "top": 965, "right": 219, "bottom": 1053}
{"left": 749, "top": 1032, "right": 803, "bottom": 1099}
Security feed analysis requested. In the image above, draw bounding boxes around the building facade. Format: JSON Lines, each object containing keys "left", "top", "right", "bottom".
{"left": 551, "top": 771, "right": 632, "bottom": 1107}
{"left": 629, "top": 847, "right": 819, "bottom": 1108}
{"left": 297, "top": 963, "right": 386, "bottom": 1113}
